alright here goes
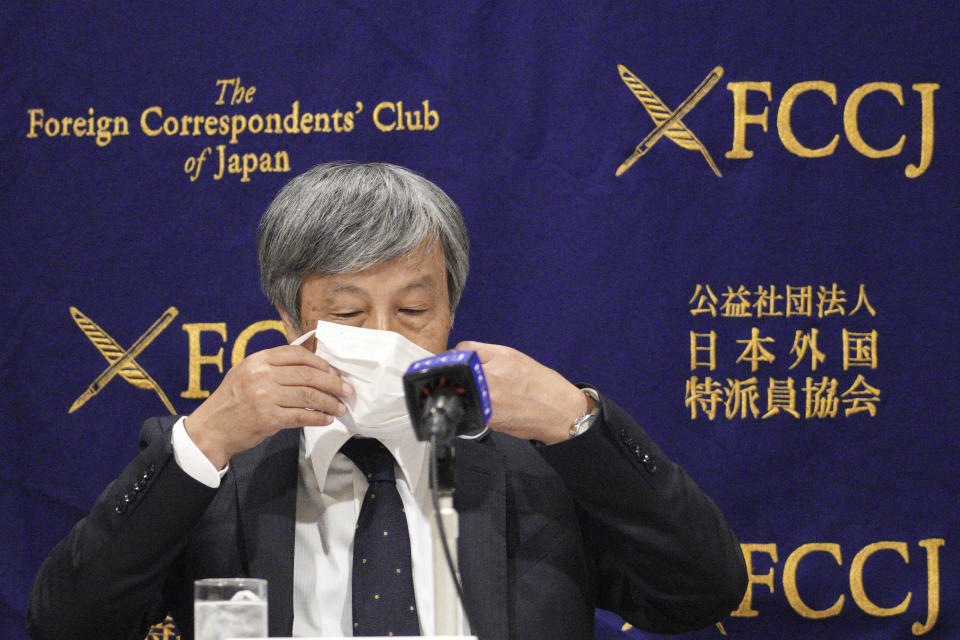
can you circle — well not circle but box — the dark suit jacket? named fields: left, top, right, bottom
left=28, top=392, right=746, bottom=640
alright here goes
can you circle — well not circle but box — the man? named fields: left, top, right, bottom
left=28, top=162, right=746, bottom=639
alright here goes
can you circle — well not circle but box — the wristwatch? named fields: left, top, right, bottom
left=569, top=387, right=601, bottom=438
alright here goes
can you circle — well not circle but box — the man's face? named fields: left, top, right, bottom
left=280, top=241, right=452, bottom=355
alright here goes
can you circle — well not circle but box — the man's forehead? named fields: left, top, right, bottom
left=326, top=275, right=439, bottom=296
left=304, top=242, right=447, bottom=295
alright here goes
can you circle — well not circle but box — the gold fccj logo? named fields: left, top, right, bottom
left=68, top=306, right=178, bottom=415
left=616, top=64, right=724, bottom=178
left=616, top=64, right=938, bottom=178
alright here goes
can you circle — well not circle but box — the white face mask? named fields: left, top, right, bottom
left=291, top=320, right=434, bottom=441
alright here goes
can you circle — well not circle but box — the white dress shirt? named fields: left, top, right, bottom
left=171, top=417, right=469, bottom=637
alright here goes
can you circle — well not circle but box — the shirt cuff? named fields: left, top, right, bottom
left=171, top=416, right=228, bottom=488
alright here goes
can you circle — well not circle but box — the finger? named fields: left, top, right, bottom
left=273, top=384, right=347, bottom=417
left=263, top=344, right=334, bottom=371
left=272, top=365, right=353, bottom=397
left=276, top=406, right=335, bottom=429
left=454, top=340, right=496, bottom=362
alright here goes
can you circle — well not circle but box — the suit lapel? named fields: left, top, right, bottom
left=455, top=437, right=509, bottom=639
left=232, top=427, right=300, bottom=637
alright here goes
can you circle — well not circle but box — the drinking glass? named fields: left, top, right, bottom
left=194, top=577, right=268, bottom=640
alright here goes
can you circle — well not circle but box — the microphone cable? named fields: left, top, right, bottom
left=429, top=430, right=477, bottom=635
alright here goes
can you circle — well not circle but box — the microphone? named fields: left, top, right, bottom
left=403, top=350, right=492, bottom=444
left=403, top=350, right=489, bottom=636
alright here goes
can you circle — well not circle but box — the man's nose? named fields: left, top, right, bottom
left=365, top=310, right=399, bottom=333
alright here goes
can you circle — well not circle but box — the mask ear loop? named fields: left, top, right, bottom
left=291, top=329, right=316, bottom=347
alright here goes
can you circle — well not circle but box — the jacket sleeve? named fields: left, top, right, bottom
left=27, top=416, right=219, bottom=640
left=537, top=390, right=748, bottom=633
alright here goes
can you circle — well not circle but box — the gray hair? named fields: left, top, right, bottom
left=257, top=162, right=470, bottom=332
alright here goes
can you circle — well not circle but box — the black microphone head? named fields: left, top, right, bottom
left=403, top=350, right=491, bottom=441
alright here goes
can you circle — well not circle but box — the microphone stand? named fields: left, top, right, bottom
left=429, top=438, right=461, bottom=636
left=423, top=393, right=471, bottom=636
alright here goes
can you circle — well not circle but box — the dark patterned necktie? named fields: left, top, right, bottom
left=340, top=437, right=421, bottom=637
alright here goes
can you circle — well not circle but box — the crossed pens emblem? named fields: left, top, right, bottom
left=69, top=306, right=178, bottom=414
left=616, top=64, right=724, bottom=177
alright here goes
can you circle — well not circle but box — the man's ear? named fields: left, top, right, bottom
left=275, top=306, right=299, bottom=344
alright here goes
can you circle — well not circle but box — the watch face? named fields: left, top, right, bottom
left=571, top=413, right=597, bottom=437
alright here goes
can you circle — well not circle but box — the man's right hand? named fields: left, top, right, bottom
left=184, top=344, right=353, bottom=469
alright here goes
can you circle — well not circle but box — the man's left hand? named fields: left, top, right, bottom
left=454, top=341, right=593, bottom=445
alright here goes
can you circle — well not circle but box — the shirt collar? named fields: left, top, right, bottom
left=302, top=420, right=428, bottom=493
